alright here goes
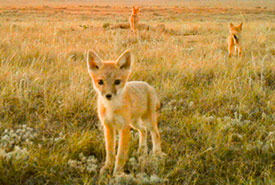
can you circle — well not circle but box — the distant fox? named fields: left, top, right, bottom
left=87, top=50, right=163, bottom=175
left=228, top=22, right=243, bottom=57
left=129, top=6, right=140, bottom=33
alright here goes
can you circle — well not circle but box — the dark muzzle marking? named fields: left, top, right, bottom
left=233, top=34, right=239, bottom=44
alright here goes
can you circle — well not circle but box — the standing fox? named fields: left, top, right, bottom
left=129, top=6, right=140, bottom=33
left=228, top=22, right=243, bottom=57
left=87, top=50, right=162, bottom=175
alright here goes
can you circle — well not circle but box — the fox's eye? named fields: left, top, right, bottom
left=114, top=79, right=121, bottom=85
left=98, top=80, right=104, bottom=85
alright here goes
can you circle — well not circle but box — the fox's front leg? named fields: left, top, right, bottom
left=131, top=21, right=137, bottom=33
left=100, top=124, right=116, bottom=174
left=113, top=126, right=131, bottom=175
left=130, top=22, right=134, bottom=32
left=228, top=41, right=234, bottom=58
left=133, top=24, right=136, bottom=33
left=131, top=24, right=135, bottom=33
left=238, top=45, right=242, bottom=57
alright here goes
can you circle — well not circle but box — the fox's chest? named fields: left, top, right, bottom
left=230, top=33, right=241, bottom=45
left=103, top=111, right=127, bottom=129
left=131, top=15, right=138, bottom=23
left=134, top=16, right=138, bottom=23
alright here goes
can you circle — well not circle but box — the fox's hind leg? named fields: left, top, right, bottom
left=143, top=114, right=162, bottom=154
left=149, top=122, right=162, bottom=154
left=238, top=45, right=242, bottom=57
left=138, top=127, right=148, bottom=155
left=131, top=119, right=148, bottom=155
left=228, top=42, right=234, bottom=58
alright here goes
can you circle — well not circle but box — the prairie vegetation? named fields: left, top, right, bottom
left=0, top=1, right=274, bottom=184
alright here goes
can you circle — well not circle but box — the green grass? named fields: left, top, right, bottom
left=0, top=1, right=274, bottom=184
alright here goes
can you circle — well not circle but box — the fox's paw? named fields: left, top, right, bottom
left=100, top=164, right=113, bottom=175
left=137, top=145, right=148, bottom=156
left=113, top=171, right=126, bottom=177
left=113, top=166, right=125, bottom=176
left=153, top=151, right=167, bottom=159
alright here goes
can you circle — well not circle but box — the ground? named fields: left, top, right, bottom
left=0, top=0, right=274, bottom=184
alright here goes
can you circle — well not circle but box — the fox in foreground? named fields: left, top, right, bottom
left=129, top=6, right=140, bottom=33
left=228, top=22, right=243, bottom=57
left=87, top=50, right=163, bottom=175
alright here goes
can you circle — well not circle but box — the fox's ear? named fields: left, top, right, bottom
left=238, top=22, right=243, bottom=30
left=87, top=50, right=102, bottom=71
left=229, top=23, right=234, bottom=28
left=116, top=50, right=132, bottom=70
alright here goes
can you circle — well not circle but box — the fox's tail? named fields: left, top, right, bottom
left=147, top=87, right=161, bottom=112
left=157, top=100, right=162, bottom=111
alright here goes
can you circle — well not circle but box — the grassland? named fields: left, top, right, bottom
left=0, top=1, right=274, bottom=184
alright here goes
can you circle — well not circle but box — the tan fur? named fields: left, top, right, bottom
left=87, top=50, right=162, bottom=175
left=129, top=6, right=140, bottom=33
left=228, top=22, right=243, bottom=57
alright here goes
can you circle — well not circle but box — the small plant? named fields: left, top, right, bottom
left=0, top=146, right=29, bottom=161
left=0, top=125, right=37, bottom=150
left=102, top=23, right=110, bottom=29
left=68, top=152, right=98, bottom=174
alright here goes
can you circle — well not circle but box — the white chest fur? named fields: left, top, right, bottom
left=99, top=96, right=127, bottom=129
left=104, top=111, right=126, bottom=129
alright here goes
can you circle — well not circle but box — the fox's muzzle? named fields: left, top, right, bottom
left=105, top=94, right=112, bottom=100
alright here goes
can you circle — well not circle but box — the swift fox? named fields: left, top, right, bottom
left=228, top=22, right=243, bottom=57
left=87, top=50, right=162, bottom=175
left=129, top=6, right=140, bottom=33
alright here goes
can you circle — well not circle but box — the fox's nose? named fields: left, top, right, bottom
left=105, top=94, right=112, bottom=100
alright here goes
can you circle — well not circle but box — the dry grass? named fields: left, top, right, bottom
left=0, top=1, right=274, bottom=184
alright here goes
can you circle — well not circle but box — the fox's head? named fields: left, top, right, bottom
left=87, top=50, right=132, bottom=101
left=132, top=6, right=140, bottom=15
left=229, top=22, right=243, bottom=35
